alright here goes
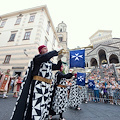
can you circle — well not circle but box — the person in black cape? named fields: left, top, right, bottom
left=49, top=65, right=73, bottom=120
left=10, top=45, right=62, bottom=120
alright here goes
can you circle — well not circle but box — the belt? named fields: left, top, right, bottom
left=33, top=76, right=52, bottom=84
left=57, top=84, right=67, bottom=88
left=78, top=86, right=82, bottom=89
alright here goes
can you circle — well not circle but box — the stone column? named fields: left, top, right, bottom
left=88, top=61, right=91, bottom=67
left=107, top=54, right=110, bottom=65
left=97, top=58, right=100, bottom=67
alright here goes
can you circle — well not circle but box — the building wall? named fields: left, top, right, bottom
left=90, top=30, right=112, bottom=45
left=0, top=10, right=43, bottom=46
left=0, top=6, right=60, bottom=77
left=0, top=44, right=38, bottom=77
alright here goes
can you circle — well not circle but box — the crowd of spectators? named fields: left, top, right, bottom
left=86, top=64, right=120, bottom=105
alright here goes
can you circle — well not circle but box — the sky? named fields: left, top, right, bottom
left=1, top=0, right=120, bottom=49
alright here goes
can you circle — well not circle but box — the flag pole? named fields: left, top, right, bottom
left=59, top=45, right=93, bottom=55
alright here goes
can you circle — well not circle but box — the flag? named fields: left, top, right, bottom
left=88, top=80, right=95, bottom=89
left=76, top=72, right=86, bottom=86
left=69, top=49, right=85, bottom=68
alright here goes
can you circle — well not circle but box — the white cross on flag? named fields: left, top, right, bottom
left=88, top=80, right=95, bottom=89
left=70, top=49, right=85, bottom=68
left=77, top=72, right=86, bottom=86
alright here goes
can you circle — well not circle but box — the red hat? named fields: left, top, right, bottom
left=74, top=73, right=77, bottom=78
left=38, top=45, right=47, bottom=54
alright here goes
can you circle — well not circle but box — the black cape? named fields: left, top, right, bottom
left=11, top=50, right=62, bottom=120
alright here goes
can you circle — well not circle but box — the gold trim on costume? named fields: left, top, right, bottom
left=57, top=84, right=67, bottom=88
left=33, top=76, right=52, bottom=84
left=78, top=86, right=82, bottom=89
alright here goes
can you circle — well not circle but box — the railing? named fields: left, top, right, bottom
left=85, top=88, right=120, bottom=105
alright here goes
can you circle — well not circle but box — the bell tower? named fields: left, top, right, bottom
left=56, top=21, right=67, bottom=50
left=56, top=21, right=68, bottom=72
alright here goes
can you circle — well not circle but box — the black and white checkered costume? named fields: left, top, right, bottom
left=10, top=50, right=62, bottom=120
left=50, top=72, right=73, bottom=116
left=69, top=78, right=84, bottom=108
left=32, top=61, right=53, bottom=120
left=52, top=78, right=68, bottom=114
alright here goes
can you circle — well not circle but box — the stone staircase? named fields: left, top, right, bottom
left=87, top=64, right=118, bottom=81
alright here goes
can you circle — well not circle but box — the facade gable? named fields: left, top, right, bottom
left=87, top=44, right=119, bottom=56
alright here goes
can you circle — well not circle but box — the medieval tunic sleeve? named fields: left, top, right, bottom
left=52, top=60, right=62, bottom=70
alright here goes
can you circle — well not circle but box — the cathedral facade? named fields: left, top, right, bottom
left=85, top=30, right=120, bottom=67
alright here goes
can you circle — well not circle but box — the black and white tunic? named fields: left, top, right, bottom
left=50, top=72, right=73, bottom=115
left=11, top=50, right=62, bottom=120
left=69, top=78, right=84, bottom=108
left=52, top=78, right=68, bottom=114
left=32, top=61, right=53, bottom=120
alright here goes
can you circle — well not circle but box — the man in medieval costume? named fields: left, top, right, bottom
left=68, top=74, right=84, bottom=110
left=49, top=65, right=73, bottom=120
left=13, top=76, right=22, bottom=98
left=10, top=45, right=62, bottom=120
left=0, top=69, right=11, bottom=98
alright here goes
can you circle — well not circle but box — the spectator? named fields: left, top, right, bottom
left=13, top=76, right=22, bottom=98
left=94, top=81, right=100, bottom=103
left=110, top=84, right=115, bottom=105
left=102, top=83, right=108, bottom=103
left=106, top=82, right=112, bottom=104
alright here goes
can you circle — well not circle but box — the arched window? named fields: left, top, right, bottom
left=58, top=34, right=63, bottom=42
left=98, top=49, right=107, bottom=65
left=90, top=58, right=98, bottom=66
left=60, top=29, right=62, bottom=32
left=109, top=54, right=119, bottom=64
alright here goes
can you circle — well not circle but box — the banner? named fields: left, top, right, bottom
left=76, top=72, right=86, bottom=86
left=70, top=49, right=85, bottom=68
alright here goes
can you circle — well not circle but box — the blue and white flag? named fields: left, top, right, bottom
left=88, top=80, right=95, bottom=89
left=76, top=72, right=86, bottom=86
left=69, top=49, right=85, bottom=68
